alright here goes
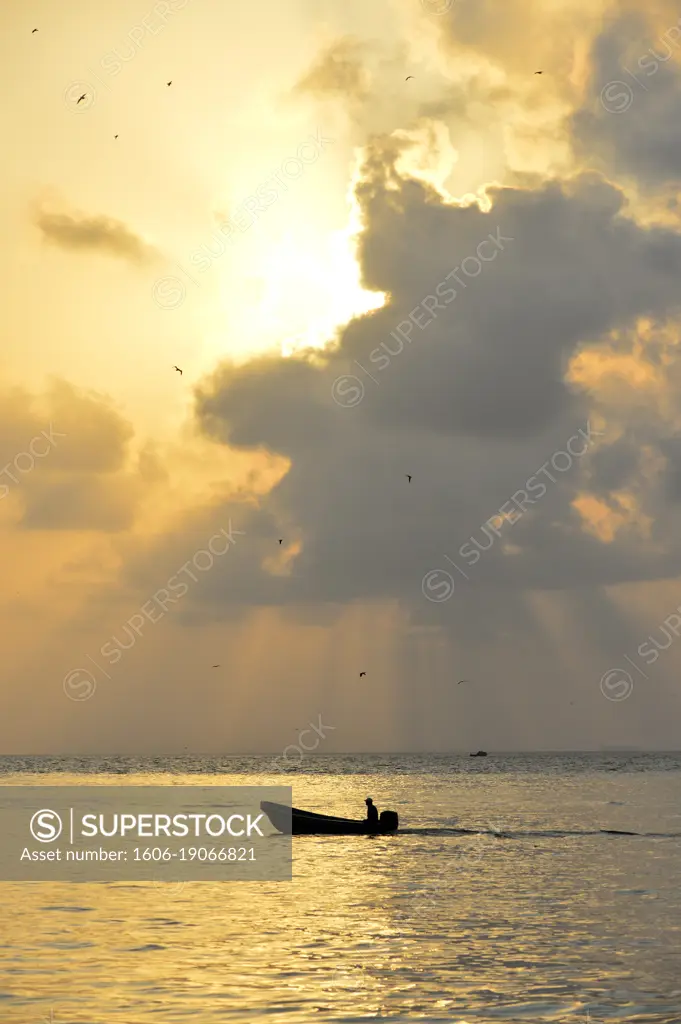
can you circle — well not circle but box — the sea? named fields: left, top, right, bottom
left=1, top=752, right=680, bottom=1024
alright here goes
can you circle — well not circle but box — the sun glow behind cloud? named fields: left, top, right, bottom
left=257, top=228, right=383, bottom=358
left=200, top=143, right=387, bottom=366
left=261, top=155, right=387, bottom=359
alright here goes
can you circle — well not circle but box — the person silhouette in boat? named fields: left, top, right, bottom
left=365, top=797, right=379, bottom=826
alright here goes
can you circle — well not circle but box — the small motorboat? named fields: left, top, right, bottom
left=469, top=750, right=488, bottom=757
left=260, top=800, right=399, bottom=835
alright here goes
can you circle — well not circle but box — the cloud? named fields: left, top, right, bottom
left=199, top=147, right=681, bottom=445
left=293, top=36, right=372, bottom=104
left=196, top=355, right=333, bottom=454
left=0, top=379, right=134, bottom=475
left=33, top=206, right=160, bottom=265
left=0, top=379, right=146, bottom=531
left=20, top=474, right=142, bottom=532
left=429, top=0, right=604, bottom=82
left=88, top=137, right=681, bottom=625
left=572, top=11, right=681, bottom=189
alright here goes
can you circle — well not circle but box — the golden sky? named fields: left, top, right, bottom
left=4, top=0, right=681, bottom=754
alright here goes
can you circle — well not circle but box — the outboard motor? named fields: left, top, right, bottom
left=380, top=810, right=399, bottom=832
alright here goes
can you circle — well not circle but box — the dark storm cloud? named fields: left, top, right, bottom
left=587, top=435, right=641, bottom=494
left=572, top=11, right=681, bottom=188
left=98, top=137, right=681, bottom=617
left=196, top=356, right=333, bottom=454
left=34, top=208, right=160, bottom=265
left=200, top=142, right=681, bottom=444
left=658, top=435, right=681, bottom=501
left=348, top=166, right=681, bottom=438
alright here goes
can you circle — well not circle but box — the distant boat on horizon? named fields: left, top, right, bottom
left=469, top=750, right=488, bottom=757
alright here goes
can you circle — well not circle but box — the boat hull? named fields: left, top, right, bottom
left=260, top=801, right=398, bottom=835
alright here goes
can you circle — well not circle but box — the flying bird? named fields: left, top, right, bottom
left=114, top=134, right=118, bottom=139
left=77, top=93, right=87, bottom=104
left=406, top=474, right=412, bottom=482
left=457, top=679, right=468, bottom=685
left=534, top=71, right=543, bottom=75
left=359, top=671, right=366, bottom=677
left=212, top=665, right=220, bottom=668
left=167, top=81, right=172, bottom=86
left=278, top=539, right=283, bottom=545
left=405, top=75, right=414, bottom=81
left=173, top=365, right=183, bottom=374
left=32, top=28, right=38, bottom=33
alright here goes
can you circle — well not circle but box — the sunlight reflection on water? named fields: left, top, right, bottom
left=1, top=755, right=680, bottom=1022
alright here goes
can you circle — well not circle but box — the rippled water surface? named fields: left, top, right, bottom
left=1, top=752, right=680, bottom=1023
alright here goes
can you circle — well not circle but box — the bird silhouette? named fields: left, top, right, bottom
left=32, top=28, right=38, bottom=33
left=278, top=539, right=283, bottom=545
left=534, top=71, right=543, bottom=75
left=405, top=75, right=414, bottom=81
left=167, top=81, right=172, bottom=86
left=114, top=134, right=118, bottom=139
left=457, top=679, right=468, bottom=685
left=406, top=474, right=412, bottom=482
left=359, top=671, right=366, bottom=677
left=173, top=366, right=183, bottom=375
left=212, top=665, right=220, bottom=668
left=77, top=93, right=86, bottom=104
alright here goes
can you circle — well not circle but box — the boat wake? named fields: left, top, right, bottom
left=397, top=827, right=681, bottom=838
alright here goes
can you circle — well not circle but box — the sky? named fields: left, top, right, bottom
left=4, top=0, right=681, bottom=754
